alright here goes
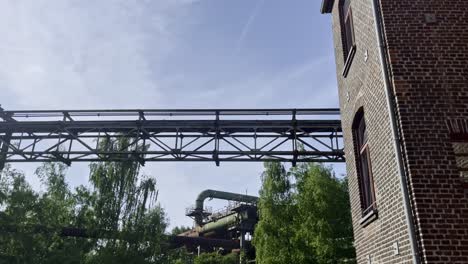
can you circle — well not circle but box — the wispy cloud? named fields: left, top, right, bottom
left=233, top=0, right=265, bottom=54
left=0, top=0, right=194, bottom=109
left=0, top=0, right=200, bottom=228
left=0, top=0, right=340, bottom=229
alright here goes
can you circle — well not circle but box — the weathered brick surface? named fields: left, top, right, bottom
left=326, top=0, right=468, bottom=263
left=329, top=1, right=413, bottom=262
left=379, top=0, right=468, bottom=263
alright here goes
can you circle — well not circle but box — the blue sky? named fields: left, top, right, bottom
left=0, top=0, right=340, bottom=228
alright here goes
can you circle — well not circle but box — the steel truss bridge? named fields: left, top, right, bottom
left=0, top=108, right=344, bottom=169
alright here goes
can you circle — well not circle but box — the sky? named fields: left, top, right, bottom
left=0, top=0, right=341, bottom=228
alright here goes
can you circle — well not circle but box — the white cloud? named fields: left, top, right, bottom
left=0, top=0, right=202, bottom=228
left=0, top=0, right=194, bottom=109
left=0, top=0, right=341, bottom=229
left=157, top=55, right=339, bottom=108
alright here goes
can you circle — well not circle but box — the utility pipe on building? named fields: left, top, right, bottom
left=370, top=0, right=420, bottom=263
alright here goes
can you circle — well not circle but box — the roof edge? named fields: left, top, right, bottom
left=320, top=0, right=335, bottom=14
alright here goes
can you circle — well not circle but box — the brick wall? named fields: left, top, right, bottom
left=329, top=0, right=413, bottom=262
left=327, top=0, right=468, bottom=263
left=380, top=0, right=468, bottom=263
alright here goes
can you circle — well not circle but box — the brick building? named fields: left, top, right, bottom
left=321, top=0, right=468, bottom=263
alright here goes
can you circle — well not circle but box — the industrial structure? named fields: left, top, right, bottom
left=321, top=0, right=468, bottom=263
left=0, top=107, right=343, bottom=261
left=2, top=1, right=466, bottom=263
left=0, top=189, right=260, bottom=257
left=180, top=190, right=258, bottom=259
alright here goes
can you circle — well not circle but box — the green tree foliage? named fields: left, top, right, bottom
left=86, top=137, right=168, bottom=263
left=253, top=162, right=302, bottom=264
left=0, top=137, right=171, bottom=264
left=0, top=164, right=93, bottom=263
left=253, top=162, right=356, bottom=264
left=165, top=226, right=195, bottom=263
left=171, top=225, right=192, bottom=235
left=194, top=252, right=238, bottom=264
left=166, top=247, right=194, bottom=264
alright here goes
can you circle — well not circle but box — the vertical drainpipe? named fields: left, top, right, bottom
left=370, top=0, right=420, bottom=263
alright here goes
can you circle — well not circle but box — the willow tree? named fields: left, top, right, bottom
left=86, top=137, right=168, bottom=263
left=0, top=136, right=170, bottom=263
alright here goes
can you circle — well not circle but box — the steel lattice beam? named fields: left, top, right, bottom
left=0, top=108, right=344, bottom=167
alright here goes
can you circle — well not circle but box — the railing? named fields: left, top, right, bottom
left=0, top=108, right=344, bottom=169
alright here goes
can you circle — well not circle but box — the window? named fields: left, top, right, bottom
left=450, top=135, right=468, bottom=187
left=340, top=0, right=356, bottom=76
left=447, top=119, right=468, bottom=188
left=353, top=110, right=377, bottom=218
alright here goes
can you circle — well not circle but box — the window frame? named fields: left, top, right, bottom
left=450, top=133, right=468, bottom=189
left=339, top=0, right=356, bottom=77
left=353, top=110, right=378, bottom=226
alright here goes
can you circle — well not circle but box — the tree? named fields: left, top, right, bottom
left=171, top=225, right=192, bottom=236
left=35, top=162, right=94, bottom=263
left=0, top=165, right=42, bottom=263
left=0, top=136, right=171, bottom=264
left=84, top=137, right=168, bottom=263
left=252, top=162, right=302, bottom=264
left=293, top=163, right=355, bottom=263
left=253, top=162, right=355, bottom=264
left=194, top=252, right=238, bottom=264
left=166, top=247, right=194, bottom=264
left=0, top=163, right=93, bottom=264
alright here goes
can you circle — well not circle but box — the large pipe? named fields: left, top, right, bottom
left=197, top=213, right=238, bottom=235
left=0, top=222, right=239, bottom=250
left=370, top=0, right=419, bottom=262
left=194, top=189, right=258, bottom=225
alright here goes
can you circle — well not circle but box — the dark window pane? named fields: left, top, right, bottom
left=341, top=0, right=355, bottom=60
left=344, top=12, right=355, bottom=55
left=354, top=112, right=376, bottom=216
left=451, top=140, right=468, bottom=185
left=360, top=149, right=373, bottom=209
left=358, top=114, right=367, bottom=148
left=343, top=0, right=351, bottom=14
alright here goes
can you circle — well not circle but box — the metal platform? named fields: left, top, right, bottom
left=0, top=108, right=344, bottom=169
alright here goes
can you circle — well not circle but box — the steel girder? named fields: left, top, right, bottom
left=0, top=108, right=344, bottom=167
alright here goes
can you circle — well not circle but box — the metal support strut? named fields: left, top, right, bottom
left=0, top=108, right=345, bottom=166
